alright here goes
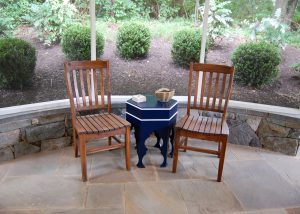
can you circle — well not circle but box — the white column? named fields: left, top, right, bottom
left=197, top=0, right=210, bottom=100
left=90, top=0, right=96, bottom=60
left=90, top=0, right=96, bottom=101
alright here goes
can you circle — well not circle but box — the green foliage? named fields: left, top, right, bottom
left=96, top=19, right=192, bottom=43
left=0, top=0, right=32, bottom=26
left=250, top=9, right=288, bottom=48
left=94, top=0, right=196, bottom=20
left=0, top=0, right=33, bottom=37
left=291, top=61, right=300, bottom=72
left=147, top=19, right=193, bottom=41
left=61, top=25, right=104, bottom=61
left=0, top=16, right=14, bottom=38
left=285, top=28, right=300, bottom=48
left=116, top=22, right=151, bottom=59
left=231, top=42, right=281, bottom=87
left=110, top=0, right=139, bottom=21
left=95, top=0, right=142, bottom=21
left=0, top=38, right=36, bottom=89
left=198, top=0, right=233, bottom=43
left=25, top=0, right=77, bottom=46
left=229, top=0, right=273, bottom=22
left=145, top=0, right=196, bottom=19
left=291, top=6, right=300, bottom=30
left=171, top=29, right=202, bottom=67
left=157, top=0, right=180, bottom=19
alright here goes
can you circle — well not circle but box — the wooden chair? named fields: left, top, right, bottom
left=64, top=60, right=131, bottom=182
left=172, top=63, right=234, bottom=182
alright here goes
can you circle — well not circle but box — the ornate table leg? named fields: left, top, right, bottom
left=136, top=127, right=150, bottom=168
left=156, top=126, right=172, bottom=167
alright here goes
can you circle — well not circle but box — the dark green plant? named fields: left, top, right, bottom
left=0, top=38, right=36, bottom=89
left=116, top=22, right=151, bottom=59
left=61, top=25, right=104, bottom=61
left=231, top=42, right=281, bottom=87
left=171, top=29, right=203, bottom=67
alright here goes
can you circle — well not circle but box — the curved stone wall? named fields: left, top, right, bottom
left=0, top=96, right=299, bottom=162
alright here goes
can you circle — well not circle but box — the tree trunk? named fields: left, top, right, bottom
left=286, top=0, right=299, bottom=25
left=275, top=0, right=299, bottom=26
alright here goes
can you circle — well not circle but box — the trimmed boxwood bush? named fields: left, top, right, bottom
left=62, top=25, right=104, bottom=60
left=231, top=42, right=281, bottom=87
left=0, top=38, right=36, bottom=89
left=116, top=23, right=151, bottom=59
left=171, top=29, right=203, bottom=67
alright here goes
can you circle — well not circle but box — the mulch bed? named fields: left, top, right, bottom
left=0, top=28, right=299, bottom=108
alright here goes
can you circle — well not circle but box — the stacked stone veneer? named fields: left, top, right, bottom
left=0, top=113, right=71, bottom=162
left=226, top=110, right=300, bottom=156
left=0, top=104, right=299, bottom=162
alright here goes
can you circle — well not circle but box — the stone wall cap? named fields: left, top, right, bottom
left=0, top=96, right=299, bottom=122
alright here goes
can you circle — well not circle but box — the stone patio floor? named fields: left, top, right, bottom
left=0, top=138, right=300, bottom=214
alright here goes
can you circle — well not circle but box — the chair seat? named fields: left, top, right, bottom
left=176, top=115, right=229, bottom=135
left=75, top=113, right=131, bottom=134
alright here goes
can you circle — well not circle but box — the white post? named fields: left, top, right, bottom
left=197, top=0, right=210, bottom=101
left=90, top=0, right=96, bottom=60
left=90, top=0, right=96, bottom=102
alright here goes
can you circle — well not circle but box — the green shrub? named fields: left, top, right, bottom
left=0, top=38, right=36, bottom=89
left=61, top=25, right=104, bottom=61
left=231, top=42, right=281, bottom=87
left=171, top=29, right=202, bottom=67
left=116, top=22, right=151, bottom=59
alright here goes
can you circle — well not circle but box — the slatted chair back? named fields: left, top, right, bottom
left=64, top=60, right=111, bottom=119
left=187, top=63, right=234, bottom=123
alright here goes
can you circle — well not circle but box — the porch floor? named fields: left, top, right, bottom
left=0, top=138, right=300, bottom=214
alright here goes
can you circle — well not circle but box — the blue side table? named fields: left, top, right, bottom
left=126, top=95, right=178, bottom=168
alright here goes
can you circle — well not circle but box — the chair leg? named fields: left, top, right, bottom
left=125, top=127, right=131, bottom=170
left=183, top=137, right=188, bottom=152
left=73, top=129, right=78, bottom=158
left=172, top=130, right=181, bottom=173
left=79, top=135, right=87, bottom=182
left=218, top=142, right=221, bottom=158
left=217, top=138, right=227, bottom=182
left=108, top=136, right=112, bottom=145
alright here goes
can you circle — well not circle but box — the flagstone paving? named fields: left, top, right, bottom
left=0, top=138, right=299, bottom=214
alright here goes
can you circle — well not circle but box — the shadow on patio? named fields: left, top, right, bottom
left=0, top=138, right=300, bottom=214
